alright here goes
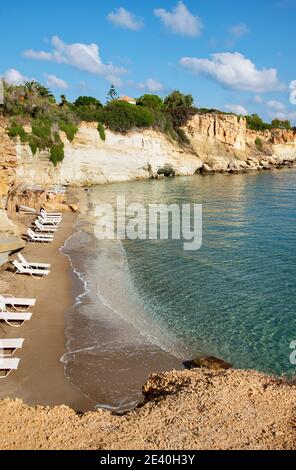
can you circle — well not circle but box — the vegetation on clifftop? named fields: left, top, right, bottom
left=2, top=80, right=295, bottom=166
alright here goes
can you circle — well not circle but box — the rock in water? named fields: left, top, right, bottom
left=183, top=356, right=232, bottom=371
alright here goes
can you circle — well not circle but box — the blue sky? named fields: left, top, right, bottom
left=1, top=0, right=296, bottom=122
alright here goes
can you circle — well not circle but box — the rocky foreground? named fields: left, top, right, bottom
left=0, top=368, right=295, bottom=450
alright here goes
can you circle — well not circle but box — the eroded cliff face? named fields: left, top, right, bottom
left=0, top=120, right=17, bottom=201
left=14, top=123, right=202, bottom=187
left=185, top=113, right=246, bottom=150
left=0, top=114, right=296, bottom=192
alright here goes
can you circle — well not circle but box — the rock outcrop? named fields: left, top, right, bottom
left=0, top=209, right=25, bottom=263
left=0, top=368, right=295, bottom=450
left=6, top=185, right=76, bottom=213
left=185, top=113, right=246, bottom=150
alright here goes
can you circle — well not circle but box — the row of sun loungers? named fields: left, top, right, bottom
left=0, top=208, right=63, bottom=378
left=0, top=339, right=24, bottom=378
left=27, top=210, right=62, bottom=244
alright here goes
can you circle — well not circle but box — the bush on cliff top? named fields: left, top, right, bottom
left=97, top=101, right=155, bottom=132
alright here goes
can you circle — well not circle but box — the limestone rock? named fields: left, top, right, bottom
left=0, top=209, right=19, bottom=238
left=0, top=253, right=8, bottom=267
left=185, top=113, right=246, bottom=150
left=7, top=186, right=70, bottom=213
left=184, top=356, right=233, bottom=371
left=157, top=165, right=175, bottom=177
left=228, top=160, right=242, bottom=173
left=0, top=236, right=26, bottom=255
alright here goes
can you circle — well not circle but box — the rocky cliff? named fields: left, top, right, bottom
left=1, top=113, right=296, bottom=192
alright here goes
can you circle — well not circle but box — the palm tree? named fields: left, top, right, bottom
left=60, top=94, right=67, bottom=107
left=23, top=81, right=54, bottom=100
left=35, top=83, right=54, bottom=100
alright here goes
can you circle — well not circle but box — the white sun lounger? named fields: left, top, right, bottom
left=19, top=205, right=37, bottom=215
left=0, top=294, right=36, bottom=310
left=38, top=215, right=61, bottom=226
left=17, top=253, right=51, bottom=270
left=0, top=358, right=20, bottom=378
left=41, top=208, right=62, bottom=217
left=35, top=220, right=58, bottom=233
left=40, top=209, right=62, bottom=219
left=12, top=260, right=50, bottom=278
left=0, top=338, right=24, bottom=357
left=0, top=311, right=32, bottom=327
left=27, top=229, right=54, bottom=243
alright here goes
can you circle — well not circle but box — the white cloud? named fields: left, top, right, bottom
left=23, top=36, right=128, bottom=84
left=107, top=7, right=143, bottom=31
left=254, top=95, right=263, bottom=103
left=229, top=23, right=250, bottom=37
left=25, top=50, right=53, bottom=61
left=154, top=1, right=203, bottom=37
left=268, top=110, right=296, bottom=121
left=180, top=52, right=285, bottom=92
left=266, top=100, right=286, bottom=111
left=130, top=78, right=164, bottom=92
left=44, top=73, right=68, bottom=89
left=3, top=68, right=29, bottom=85
left=145, top=78, right=164, bottom=92
left=225, top=104, right=248, bottom=115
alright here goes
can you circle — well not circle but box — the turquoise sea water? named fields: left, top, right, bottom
left=121, top=171, right=296, bottom=375
left=63, top=170, right=296, bottom=410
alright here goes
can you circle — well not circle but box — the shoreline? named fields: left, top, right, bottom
left=0, top=199, right=182, bottom=412
left=60, top=190, right=183, bottom=412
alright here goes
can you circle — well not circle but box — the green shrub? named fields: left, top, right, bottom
left=74, top=105, right=104, bottom=122
left=255, top=137, right=263, bottom=149
left=98, top=122, right=106, bottom=141
left=246, top=114, right=271, bottom=131
left=74, top=96, right=102, bottom=108
left=59, top=122, right=78, bottom=142
left=28, top=136, right=38, bottom=155
left=136, top=94, right=164, bottom=110
left=271, top=119, right=291, bottom=130
left=97, top=101, right=154, bottom=132
left=164, top=90, right=194, bottom=109
left=166, top=106, right=197, bottom=128
left=175, top=127, right=190, bottom=145
left=31, top=118, right=52, bottom=149
left=50, top=134, right=65, bottom=166
left=7, top=121, right=27, bottom=143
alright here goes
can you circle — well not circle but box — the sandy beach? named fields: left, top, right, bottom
left=0, top=201, right=181, bottom=412
left=0, top=211, right=95, bottom=411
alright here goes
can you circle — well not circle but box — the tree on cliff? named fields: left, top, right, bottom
left=136, top=94, right=164, bottom=110
left=74, top=96, right=102, bottom=108
left=245, top=114, right=270, bottom=131
left=107, top=84, right=118, bottom=103
left=271, top=119, right=291, bottom=130
left=23, top=81, right=55, bottom=101
left=164, top=90, right=194, bottom=109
